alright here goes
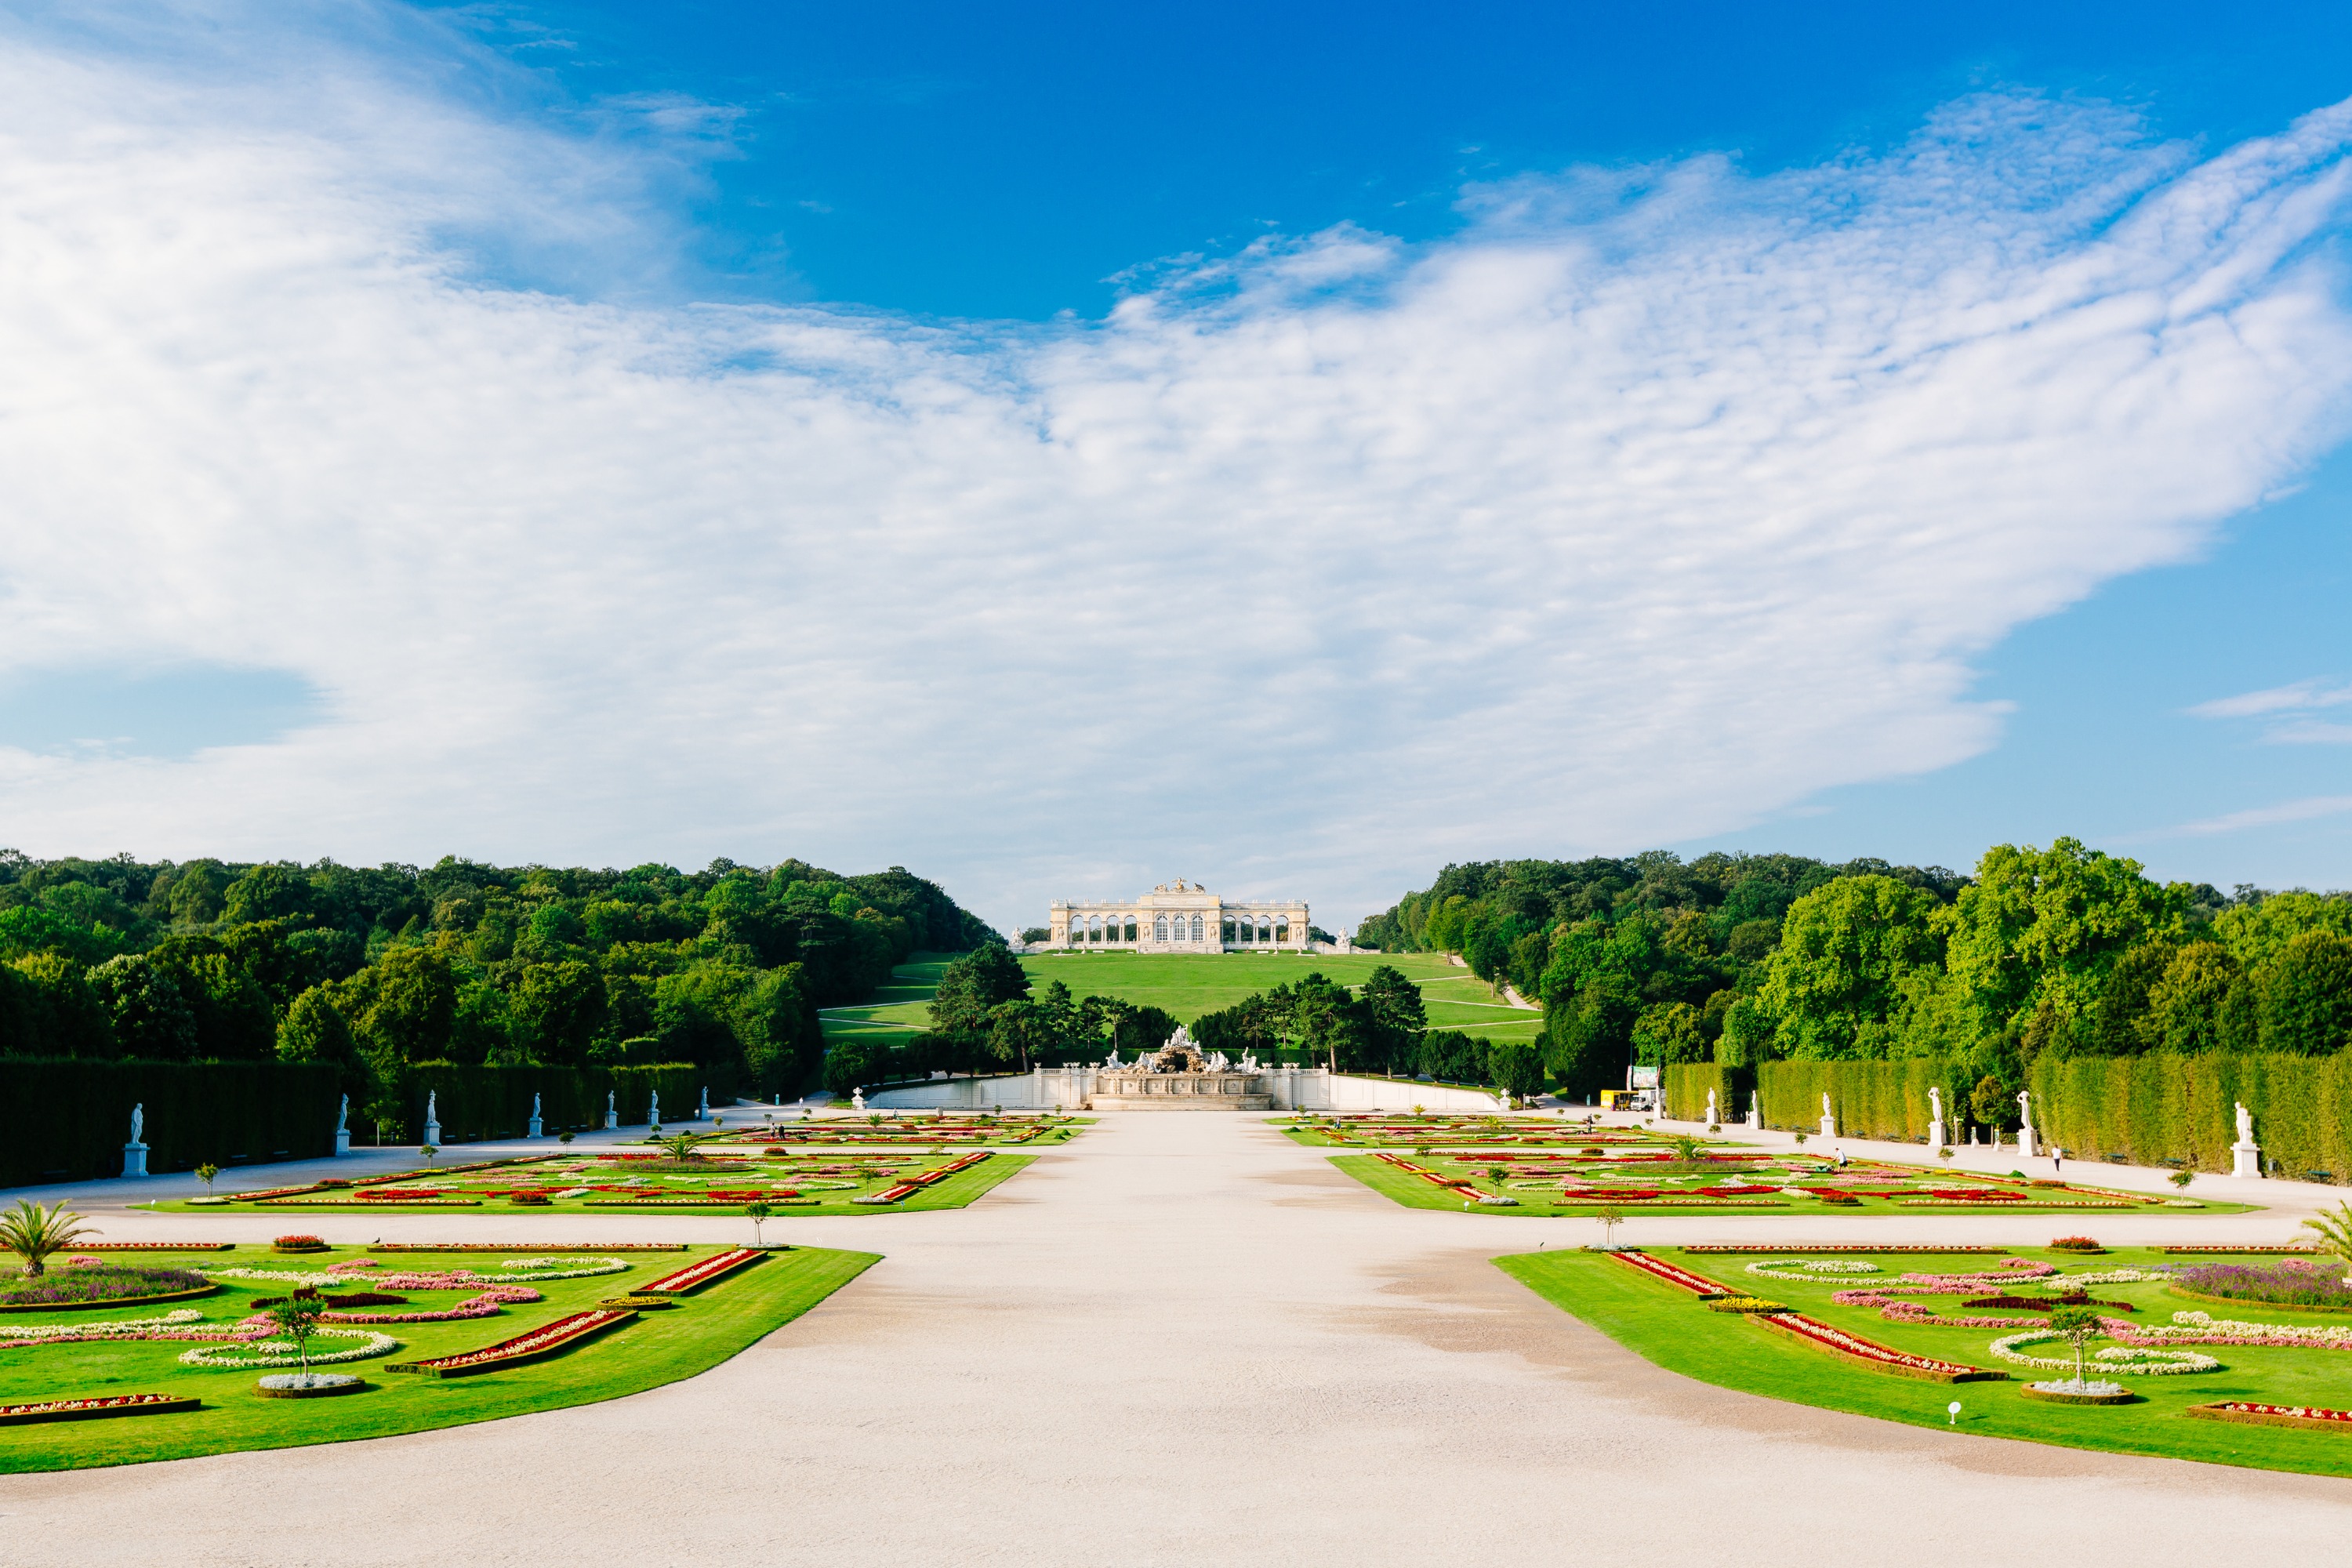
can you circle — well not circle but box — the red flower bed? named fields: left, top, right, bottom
left=0, top=1392, right=201, bottom=1426
left=854, top=1182, right=924, bottom=1204
left=1754, top=1312, right=2004, bottom=1382
left=1684, top=1245, right=1999, bottom=1254
left=53, top=1242, right=232, bottom=1252
left=1607, top=1251, right=1733, bottom=1296
left=637, top=1248, right=768, bottom=1295
left=1691, top=1185, right=1779, bottom=1196
left=2188, top=1401, right=2352, bottom=1431
left=386, top=1308, right=636, bottom=1377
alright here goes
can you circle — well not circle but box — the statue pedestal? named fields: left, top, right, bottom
left=334, top=1129, right=350, bottom=1156
left=2233, top=1142, right=2263, bottom=1178
left=528, top=1114, right=543, bottom=1138
left=422, top=1119, right=441, bottom=1148
left=603, top=1109, right=618, bottom=1130
left=1818, top=1115, right=1836, bottom=1140
left=1745, top=1109, right=1762, bottom=1131
left=1928, top=1119, right=1945, bottom=1152
left=2019, top=1126, right=2038, bottom=1158
left=122, top=1142, right=148, bottom=1179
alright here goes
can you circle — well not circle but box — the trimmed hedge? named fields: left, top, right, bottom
left=1757, top=1058, right=1969, bottom=1143
left=2029, top=1052, right=2352, bottom=1178
left=1662, top=1063, right=1749, bottom=1123
left=0, top=1059, right=339, bottom=1188
left=389, top=1063, right=717, bottom=1145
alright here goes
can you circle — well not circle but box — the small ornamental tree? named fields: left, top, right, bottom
left=419, top=1145, right=438, bottom=1166
left=2169, top=1169, right=2196, bottom=1192
left=746, top=1202, right=771, bottom=1247
left=1594, top=1206, right=1625, bottom=1250
left=0, top=1200, right=94, bottom=1278
left=194, top=1162, right=221, bottom=1198
left=267, top=1292, right=325, bottom=1377
left=2046, top=1304, right=2103, bottom=1388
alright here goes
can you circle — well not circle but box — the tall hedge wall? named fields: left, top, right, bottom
left=1663, top=1063, right=1750, bottom=1123
left=387, top=1062, right=714, bottom=1145
left=2030, top=1053, right=2352, bottom=1178
left=0, top=1059, right=340, bottom=1189
left=1758, top=1058, right=1969, bottom=1143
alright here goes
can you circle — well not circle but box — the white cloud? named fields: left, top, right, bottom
left=2164, top=797, right=2352, bottom=837
left=1, top=7, right=2351, bottom=928
left=2187, top=679, right=2352, bottom=743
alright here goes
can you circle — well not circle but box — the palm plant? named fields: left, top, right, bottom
left=0, top=1200, right=94, bottom=1277
left=2300, top=1200, right=2352, bottom=1282
left=659, top=1133, right=702, bottom=1163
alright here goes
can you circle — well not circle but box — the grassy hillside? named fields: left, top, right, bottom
left=818, top=950, right=1541, bottom=1056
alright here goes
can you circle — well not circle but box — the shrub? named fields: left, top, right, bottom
left=2050, top=1236, right=2102, bottom=1251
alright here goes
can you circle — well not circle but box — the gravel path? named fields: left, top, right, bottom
left=5, top=1112, right=2350, bottom=1563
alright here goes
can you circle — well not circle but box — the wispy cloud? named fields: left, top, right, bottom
left=2162, top=797, right=2352, bottom=837
left=2187, top=679, right=2352, bottom=743
left=1, top=6, right=2351, bottom=924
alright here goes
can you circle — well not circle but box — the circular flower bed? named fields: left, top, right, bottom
left=1744, top=1260, right=1881, bottom=1280
left=255, top=1371, right=367, bottom=1399
left=270, top=1236, right=329, bottom=1254
left=2049, top=1236, right=2104, bottom=1254
left=1987, top=1329, right=2219, bottom=1375
left=0, top=1264, right=212, bottom=1310
left=2021, top=1379, right=2136, bottom=1405
left=176, top=1325, right=399, bottom=1370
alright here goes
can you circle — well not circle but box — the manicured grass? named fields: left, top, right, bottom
left=1328, top=1152, right=2254, bottom=1218
left=140, top=1152, right=1036, bottom=1218
left=1498, top=1244, right=2352, bottom=1475
left=0, top=1242, right=876, bottom=1472
left=821, top=951, right=1544, bottom=1055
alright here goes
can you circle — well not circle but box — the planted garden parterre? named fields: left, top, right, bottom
left=1501, top=1243, right=2352, bottom=1475
left=1323, top=1136, right=2250, bottom=1217
left=0, top=1240, right=874, bottom=1472
left=142, top=1144, right=1036, bottom=1216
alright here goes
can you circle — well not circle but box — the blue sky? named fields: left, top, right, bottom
left=2, top=1, right=2351, bottom=928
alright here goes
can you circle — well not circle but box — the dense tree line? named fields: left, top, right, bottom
left=0, top=851, right=993, bottom=1120
left=1358, top=840, right=2325, bottom=1112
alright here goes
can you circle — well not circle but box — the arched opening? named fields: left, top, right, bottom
left=1154, top=913, right=1169, bottom=942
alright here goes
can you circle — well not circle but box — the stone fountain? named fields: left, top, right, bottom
left=1091, top=1025, right=1271, bottom=1110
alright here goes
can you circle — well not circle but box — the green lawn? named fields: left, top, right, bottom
left=1499, top=1244, right=2352, bottom=1475
left=822, top=949, right=1543, bottom=1058
left=141, top=1151, right=1036, bottom=1218
left=1330, top=1151, right=2253, bottom=1218
left=0, top=1241, right=875, bottom=1472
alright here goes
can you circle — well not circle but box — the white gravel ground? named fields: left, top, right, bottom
left=4, top=1112, right=2350, bottom=1566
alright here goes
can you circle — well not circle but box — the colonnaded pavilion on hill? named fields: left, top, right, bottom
left=1048, top=879, right=1309, bottom=952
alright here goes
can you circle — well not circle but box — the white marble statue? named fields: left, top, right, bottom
left=336, top=1094, right=349, bottom=1133
left=2016, top=1089, right=2038, bottom=1157
left=1105, top=1048, right=1121, bottom=1069
left=129, top=1102, right=143, bottom=1145
left=532, top=1091, right=542, bottom=1120
left=2236, top=1101, right=2256, bottom=1146
left=1704, top=1088, right=1718, bottom=1125
left=1820, top=1091, right=1833, bottom=1120
left=425, top=1091, right=437, bottom=1124
left=607, top=1090, right=617, bottom=1115
left=2231, top=1100, right=2262, bottom=1178
left=648, top=1089, right=661, bottom=1127
left=1929, top=1086, right=1943, bottom=1123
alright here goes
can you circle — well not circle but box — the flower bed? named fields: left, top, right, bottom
left=0, top=1392, right=201, bottom=1426
left=0, top=1265, right=216, bottom=1312
left=177, top=1325, right=401, bottom=1370
left=1986, top=1328, right=2219, bottom=1375
left=1606, top=1251, right=1733, bottom=1297
left=1755, top=1312, right=2005, bottom=1381
left=372, top=1243, right=687, bottom=1253
left=2020, top=1381, right=2136, bottom=1406
left=42, top=1242, right=233, bottom=1252
left=1684, top=1245, right=1998, bottom=1254
left=2165, top=1246, right=2312, bottom=1255
left=636, top=1248, right=767, bottom=1295
left=270, top=1236, right=328, bottom=1254
left=383, top=1308, right=635, bottom=1377
left=1744, top=1259, right=1881, bottom=1280
left=1705, top=1296, right=1791, bottom=1313
left=2165, top=1260, right=2352, bottom=1311
left=2187, top=1400, right=2352, bottom=1432
left=853, top=1182, right=924, bottom=1204
left=254, top=1372, right=367, bottom=1399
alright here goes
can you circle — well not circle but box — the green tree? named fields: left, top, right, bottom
left=276, top=984, right=363, bottom=1087
left=2141, top=943, right=2244, bottom=1054
left=222, top=865, right=318, bottom=927
left=2045, top=1304, right=2103, bottom=1388
left=85, top=954, right=198, bottom=1060
left=1754, top=876, right=1944, bottom=1058
left=513, top=960, right=606, bottom=1065
left=1358, top=964, right=1426, bottom=1072
left=1630, top=1002, right=1706, bottom=1067
left=2259, top=931, right=2352, bottom=1055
